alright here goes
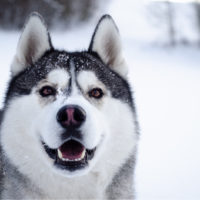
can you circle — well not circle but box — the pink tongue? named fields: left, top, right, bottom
left=59, top=140, right=84, bottom=160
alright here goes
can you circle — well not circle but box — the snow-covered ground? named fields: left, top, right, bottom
left=0, top=0, right=200, bottom=199
left=128, top=45, right=200, bottom=200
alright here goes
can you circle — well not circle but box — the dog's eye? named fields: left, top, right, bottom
left=89, top=88, right=104, bottom=99
left=39, top=86, right=56, bottom=97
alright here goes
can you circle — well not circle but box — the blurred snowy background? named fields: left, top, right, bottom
left=0, top=0, right=200, bottom=199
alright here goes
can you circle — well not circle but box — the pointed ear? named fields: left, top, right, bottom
left=11, top=12, right=52, bottom=76
left=88, top=15, right=128, bottom=78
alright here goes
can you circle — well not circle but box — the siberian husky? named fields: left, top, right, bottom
left=0, top=12, right=139, bottom=199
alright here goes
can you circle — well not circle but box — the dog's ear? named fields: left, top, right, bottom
left=11, top=12, right=52, bottom=76
left=89, top=15, right=128, bottom=78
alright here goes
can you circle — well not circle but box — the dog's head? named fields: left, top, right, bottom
left=1, top=13, right=137, bottom=178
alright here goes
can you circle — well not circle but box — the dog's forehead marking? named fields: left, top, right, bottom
left=47, top=68, right=69, bottom=88
left=70, top=60, right=79, bottom=95
left=77, top=71, right=104, bottom=91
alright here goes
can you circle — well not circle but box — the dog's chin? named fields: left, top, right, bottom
left=42, top=139, right=97, bottom=176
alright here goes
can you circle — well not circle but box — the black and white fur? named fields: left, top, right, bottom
left=0, top=13, right=139, bottom=199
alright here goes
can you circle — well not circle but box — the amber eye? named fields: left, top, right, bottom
left=39, top=86, right=56, bottom=97
left=89, top=88, right=104, bottom=99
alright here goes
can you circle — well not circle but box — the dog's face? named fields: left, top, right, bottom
left=1, top=13, right=137, bottom=178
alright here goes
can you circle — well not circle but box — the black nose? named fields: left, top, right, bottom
left=57, top=105, right=86, bottom=129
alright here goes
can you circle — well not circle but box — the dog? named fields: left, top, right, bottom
left=0, top=12, right=139, bottom=199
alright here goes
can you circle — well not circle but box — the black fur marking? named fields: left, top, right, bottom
left=106, top=154, right=136, bottom=199
left=0, top=110, right=3, bottom=124
left=5, top=50, right=70, bottom=103
left=71, top=52, right=135, bottom=110
left=5, top=50, right=135, bottom=112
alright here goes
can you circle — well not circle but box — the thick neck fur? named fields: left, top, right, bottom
left=1, top=154, right=135, bottom=199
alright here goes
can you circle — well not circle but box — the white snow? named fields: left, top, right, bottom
left=0, top=0, right=200, bottom=199
left=128, top=45, right=200, bottom=200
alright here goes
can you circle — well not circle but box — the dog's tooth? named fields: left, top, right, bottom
left=57, top=149, right=63, bottom=159
left=80, top=149, right=86, bottom=159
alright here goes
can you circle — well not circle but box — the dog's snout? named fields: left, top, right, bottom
left=57, top=105, right=86, bottom=128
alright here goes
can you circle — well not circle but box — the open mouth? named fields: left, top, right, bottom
left=42, top=140, right=96, bottom=171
